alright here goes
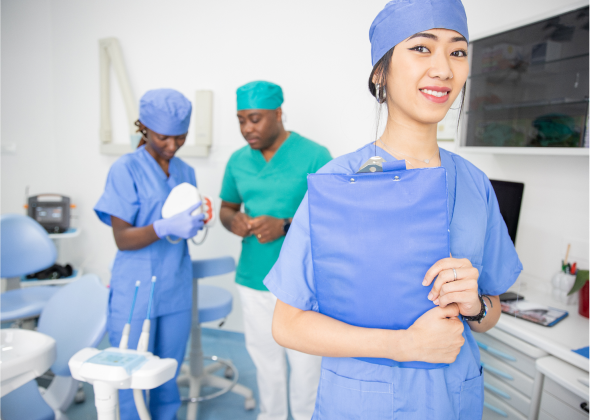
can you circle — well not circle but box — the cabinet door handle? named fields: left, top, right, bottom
left=477, top=341, right=517, bottom=362
left=481, top=362, right=514, bottom=381
left=581, top=402, right=589, bottom=413
left=484, top=402, right=508, bottom=417
left=484, top=382, right=511, bottom=399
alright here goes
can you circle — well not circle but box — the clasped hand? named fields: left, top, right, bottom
left=230, top=213, right=284, bottom=244
left=422, top=257, right=481, bottom=317
left=402, top=257, right=479, bottom=364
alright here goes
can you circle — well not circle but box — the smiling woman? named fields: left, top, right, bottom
left=369, top=29, right=469, bottom=152
left=263, top=1, right=523, bottom=419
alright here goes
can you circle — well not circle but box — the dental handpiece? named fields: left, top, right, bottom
left=119, top=280, right=140, bottom=349
left=137, top=276, right=156, bottom=352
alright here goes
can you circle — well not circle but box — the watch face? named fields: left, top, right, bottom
left=283, top=219, right=291, bottom=234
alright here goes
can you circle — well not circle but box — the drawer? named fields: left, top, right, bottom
left=481, top=351, right=535, bottom=397
left=483, top=391, right=527, bottom=420
left=538, top=409, right=559, bottom=420
left=484, top=328, right=548, bottom=359
left=544, top=378, right=589, bottom=418
left=474, top=330, right=546, bottom=378
left=484, top=370, right=531, bottom=416
left=540, top=391, right=589, bottom=420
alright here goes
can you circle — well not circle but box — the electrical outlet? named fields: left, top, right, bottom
left=1, top=142, right=17, bottom=155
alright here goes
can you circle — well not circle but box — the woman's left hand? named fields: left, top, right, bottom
left=422, top=257, right=481, bottom=317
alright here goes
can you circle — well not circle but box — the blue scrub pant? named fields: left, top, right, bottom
left=107, top=309, right=192, bottom=420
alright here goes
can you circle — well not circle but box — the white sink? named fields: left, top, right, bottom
left=0, top=328, right=56, bottom=397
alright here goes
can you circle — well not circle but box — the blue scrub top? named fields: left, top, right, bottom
left=264, top=143, right=523, bottom=420
left=95, top=145, right=197, bottom=320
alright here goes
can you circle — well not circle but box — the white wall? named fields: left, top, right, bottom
left=2, top=0, right=588, bottom=332
left=1, top=0, right=56, bottom=208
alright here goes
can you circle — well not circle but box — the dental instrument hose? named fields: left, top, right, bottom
left=119, top=281, right=140, bottom=350
left=134, top=276, right=156, bottom=420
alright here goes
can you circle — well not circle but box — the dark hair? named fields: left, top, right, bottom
left=367, top=47, right=467, bottom=138
left=134, top=119, right=148, bottom=149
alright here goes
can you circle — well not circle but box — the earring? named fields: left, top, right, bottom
left=376, top=84, right=386, bottom=103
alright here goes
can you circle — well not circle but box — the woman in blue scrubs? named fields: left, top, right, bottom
left=95, top=89, right=204, bottom=420
left=264, top=1, right=522, bottom=419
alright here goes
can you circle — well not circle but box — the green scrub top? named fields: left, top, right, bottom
left=220, top=131, right=332, bottom=291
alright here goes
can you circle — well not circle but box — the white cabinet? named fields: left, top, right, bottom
left=474, top=329, right=548, bottom=419
left=536, top=357, right=589, bottom=420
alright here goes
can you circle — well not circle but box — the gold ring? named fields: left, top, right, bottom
left=258, top=234, right=262, bottom=239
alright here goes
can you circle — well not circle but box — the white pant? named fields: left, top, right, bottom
left=237, top=284, right=321, bottom=420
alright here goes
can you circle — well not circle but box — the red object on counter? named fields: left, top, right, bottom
left=579, top=281, right=589, bottom=318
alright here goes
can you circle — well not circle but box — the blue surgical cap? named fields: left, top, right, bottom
left=237, top=81, right=284, bottom=111
left=139, top=88, right=192, bottom=136
left=369, top=0, right=469, bottom=66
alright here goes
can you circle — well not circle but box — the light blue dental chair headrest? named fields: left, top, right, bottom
left=0, top=214, right=57, bottom=277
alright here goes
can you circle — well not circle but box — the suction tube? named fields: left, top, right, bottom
left=134, top=276, right=156, bottom=420
left=133, top=390, right=151, bottom=420
left=119, top=281, right=140, bottom=350
left=137, top=276, right=156, bottom=353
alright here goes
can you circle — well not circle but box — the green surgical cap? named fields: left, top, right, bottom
left=236, top=81, right=283, bottom=111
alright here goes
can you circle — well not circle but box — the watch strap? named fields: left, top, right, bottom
left=283, top=218, right=291, bottom=235
left=463, top=294, right=487, bottom=323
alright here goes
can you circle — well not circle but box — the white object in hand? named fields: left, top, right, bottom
left=162, top=182, right=214, bottom=225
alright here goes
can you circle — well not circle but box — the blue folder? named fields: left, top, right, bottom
left=308, top=160, right=450, bottom=369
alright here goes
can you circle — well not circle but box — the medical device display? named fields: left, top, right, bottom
left=69, top=277, right=177, bottom=420
left=27, top=194, right=71, bottom=233
left=490, top=179, right=524, bottom=244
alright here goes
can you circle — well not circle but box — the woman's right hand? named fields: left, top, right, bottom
left=400, top=303, right=465, bottom=364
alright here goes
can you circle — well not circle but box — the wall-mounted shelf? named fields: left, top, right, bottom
left=469, top=53, right=589, bottom=79
left=468, top=98, right=588, bottom=113
left=48, top=227, right=80, bottom=239
left=20, top=269, right=83, bottom=288
left=456, top=145, right=589, bottom=156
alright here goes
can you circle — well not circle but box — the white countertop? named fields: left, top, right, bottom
left=497, top=275, right=589, bottom=372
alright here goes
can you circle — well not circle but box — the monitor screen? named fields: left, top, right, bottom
left=35, top=206, right=63, bottom=223
left=490, top=180, right=524, bottom=244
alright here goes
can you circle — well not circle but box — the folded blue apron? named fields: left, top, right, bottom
left=307, top=159, right=450, bottom=369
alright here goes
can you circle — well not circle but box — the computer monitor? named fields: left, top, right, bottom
left=490, top=180, right=524, bottom=244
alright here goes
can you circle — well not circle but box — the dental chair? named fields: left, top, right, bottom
left=1, top=214, right=59, bottom=326
left=1, top=274, right=109, bottom=420
left=177, top=256, right=256, bottom=420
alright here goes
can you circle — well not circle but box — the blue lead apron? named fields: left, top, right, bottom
left=307, top=159, right=449, bottom=369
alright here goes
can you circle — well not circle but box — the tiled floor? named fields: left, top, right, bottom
left=65, top=328, right=285, bottom=420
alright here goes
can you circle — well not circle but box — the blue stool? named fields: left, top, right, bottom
left=177, top=256, right=255, bottom=420
left=1, top=214, right=58, bottom=326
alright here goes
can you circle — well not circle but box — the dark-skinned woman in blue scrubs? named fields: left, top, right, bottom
left=95, top=89, right=204, bottom=420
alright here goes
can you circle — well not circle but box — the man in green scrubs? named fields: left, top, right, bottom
left=220, top=81, right=331, bottom=420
